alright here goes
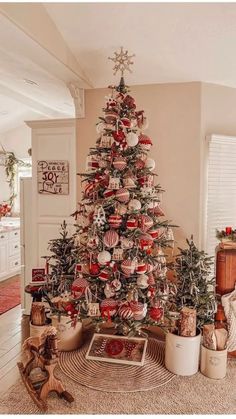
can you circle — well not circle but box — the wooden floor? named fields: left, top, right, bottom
left=0, top=305, right=22, bottom=397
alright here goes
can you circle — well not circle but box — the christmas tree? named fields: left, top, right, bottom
left=174, top=236, right=217, bottom=328
left=43, top=220, right=77, bottom=297
left=71, top=48, right=176, bottom=335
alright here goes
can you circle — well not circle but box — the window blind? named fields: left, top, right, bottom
left=206, top=135, right=236, bottom=257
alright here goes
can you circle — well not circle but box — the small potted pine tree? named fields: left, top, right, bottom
left=165, top=236, right=217, bottom=376
left=42, top=221, right=83, bottom=351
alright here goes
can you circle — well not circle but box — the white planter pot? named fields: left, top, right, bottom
left=51, top=315, right=83, bottom=352
left=165, top=330, right=201, bottom=376
left=200, top=345, right=227, bottom=379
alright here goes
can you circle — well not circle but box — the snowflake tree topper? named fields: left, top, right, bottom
left=108, top=47, right=135, bottom=77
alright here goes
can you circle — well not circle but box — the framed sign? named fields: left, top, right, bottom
left=31, top=268, right=46, bottom=284
left=86, top=333, right=147, bottom=366
left=37, top=160, right=69, bottom=195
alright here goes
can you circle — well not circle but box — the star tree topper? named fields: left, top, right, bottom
left=108, top=47, right=135, bottom=76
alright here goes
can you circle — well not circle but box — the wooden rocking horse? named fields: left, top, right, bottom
left=17, top=326, right=74, bottom=411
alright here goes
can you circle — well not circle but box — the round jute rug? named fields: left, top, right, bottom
left=59, top=337, right=175, bottom=392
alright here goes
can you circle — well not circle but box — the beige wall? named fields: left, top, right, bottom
left=199, top=83, right=236, bottom=249
left=77, top=82, right=202, bottom=249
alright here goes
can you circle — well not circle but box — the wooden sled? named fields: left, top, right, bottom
left=17, top=326, right=74, bottom=412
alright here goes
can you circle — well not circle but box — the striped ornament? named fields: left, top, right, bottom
left=108, top=214, right=123, bottom=229
left=121, top=259, right=136, bottom=276
left=115, top=188, right=130, bottom=203
left=138, top=134, right=153, bottom=151
left=139, top=214, right=154, bottom=232
left=113, top=157, right=127, bottom=171
left=100, top=298, right=118, bottom=318
left=118, top=303, right=134, bottom=320
left=136, top=261, right=147, bottom=275
left=103, top=230, right=119, bottom=248
left=130, top=301, right=147, bottom=321
left=99, top=269, right=110, bottom=282
left=71, top=277, right=89, bottom=298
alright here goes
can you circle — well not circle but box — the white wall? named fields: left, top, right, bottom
left=0, top=124, right=31, bottom=203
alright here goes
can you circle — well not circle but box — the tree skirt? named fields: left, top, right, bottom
left=1, top=359, right=236, bottom=414
left=59, top=338, right=175, bottom=392
left=0, top=277, right=21, bottom=315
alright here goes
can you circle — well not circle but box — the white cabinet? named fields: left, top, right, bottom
left=0, top=228, right=21, bottom=282
left=0, top=240, right=8, bottom=278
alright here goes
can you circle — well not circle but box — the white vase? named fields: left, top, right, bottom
left=51, top=315, right=83, bottom=351
left=200, top=344, right=227, bottom=379
left=165, top=329, right=201, bottom=376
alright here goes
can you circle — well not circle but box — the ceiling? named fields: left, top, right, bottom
left=1, top=3, right=236, bottom=133
left=45, top=3, right=236, bottom=88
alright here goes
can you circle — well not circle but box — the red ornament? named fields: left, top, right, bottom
left=126, top=216, right=138, bottom=231
left=112, top=130, right=125, bottom=143
left=135, top=159, right=145, bottom=170
left=136, top=260, right=147, bottom=275
left=123, top=95, right=136, bottom=110
left=138, top=233, right=154, bottom=250
left=138, top=174, right=154, bottom=187
left=103, top=189, right=115, bottom=199
left=121, top=117, right=131, bottom=128
left=89, top=263, right=100, bottom=276
left=225, top=226, right=232, bottom=235
left=149, top=228, right=159, bottom=239
left=64, top=303, right=76, bottom=313
left=105, top=339, right=124, bottom=356
left=149, top=307, right=164, bottom=322
left=108, top=214, right=123, bottom=229
left=99, top=268, right=110, bottom=282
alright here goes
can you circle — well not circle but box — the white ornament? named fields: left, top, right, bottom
left=93, top=206, right=106, bottom=227
left=123, top=177, right=136, bottom=189
left=97, top=250, right=111, bottom=265
left=87, top=303, right=101, bottom=317
left=111, top=279, right=122, bottom=291
left=108, top=177, right=121, bottom=190
left=145, top=158, right=156, bottom=171
left=128, top=199, right=142, bottom=211
left=137, top=274, right=149, bottom=289
left=126, top=132, right=139, bottom=147
left=112, top=247, right=124, bottom=261
left=99, top=135, right=113, bottom=148
left=140, top=186, right=155, bottom=198
left=104, top=283, right=115, bottom=298
left=87, top=235, right=99, bottom=250
left=96, top=122, right=105, bottom=134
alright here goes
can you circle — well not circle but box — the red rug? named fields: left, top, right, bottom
left=0, top=277, right=21, bottom=315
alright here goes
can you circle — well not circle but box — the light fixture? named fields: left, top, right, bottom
left=23, top=78, right=38, bottom=86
